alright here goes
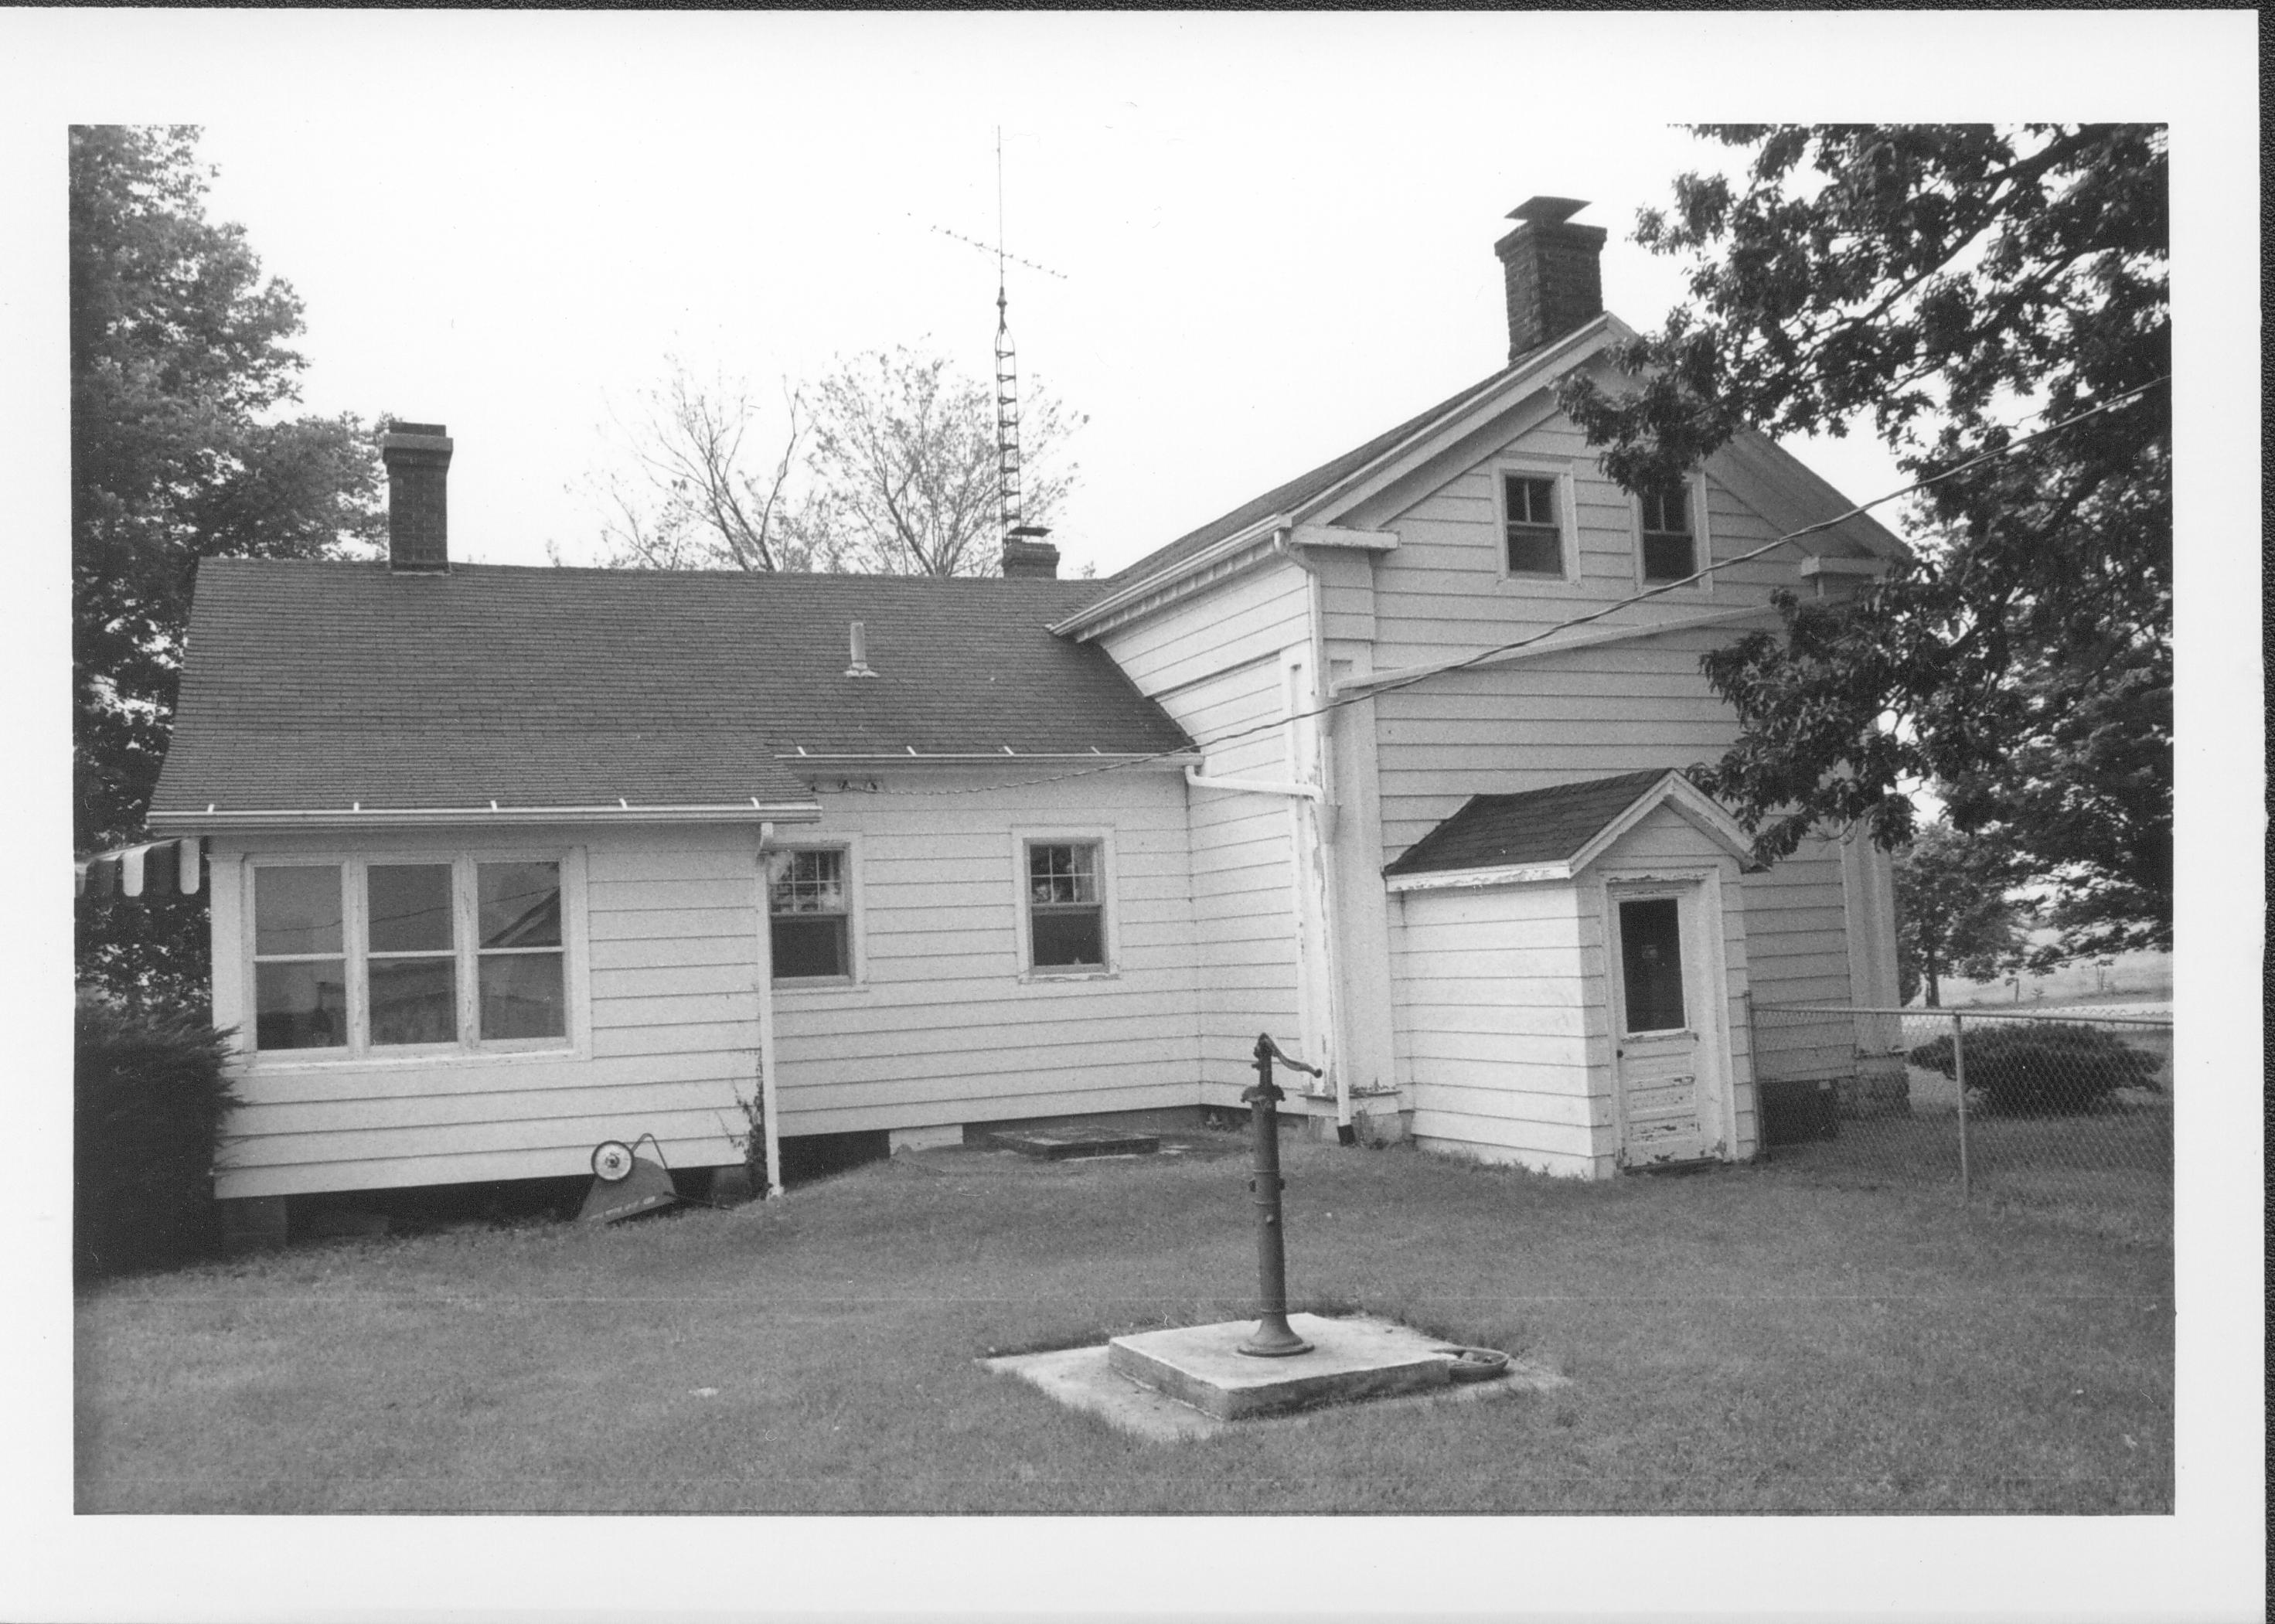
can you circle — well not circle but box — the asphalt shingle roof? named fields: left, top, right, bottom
left=1383, top=770, right=1681, bottom=877
left=153, top=561, right=1195, bottom=815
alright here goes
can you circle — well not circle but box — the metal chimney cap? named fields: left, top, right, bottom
left=1508, top=196, right=1591, bottom=226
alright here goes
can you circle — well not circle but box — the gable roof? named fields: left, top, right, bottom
left=1096, top=361, right=1533, bottom=592
left=151, top=561, right=1194, bottom=822
left=1069, top=312, right=1905, bottom=632
left=1383, top=768, right=1756, bottom=887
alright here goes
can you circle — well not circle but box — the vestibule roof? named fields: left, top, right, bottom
left=152, top=561, right=1193, bottom=823
left=1383, top=769, right=1758, bottom=890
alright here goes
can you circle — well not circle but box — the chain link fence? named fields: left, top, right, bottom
left=1749, top=1002, right=2172, bottom=1235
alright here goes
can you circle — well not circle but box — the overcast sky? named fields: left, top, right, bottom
left=151, top=13, right=1957, bottom=578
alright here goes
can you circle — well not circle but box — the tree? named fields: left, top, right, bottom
left=796, top=346, right=1081, bottom=577
left=1560, top=125, right=2170, bottom=960
left=1892, top=822, right=2030, bottom=1007
left=73, top=125, right=382, bottom=1009
left=578, top=362, right=835, bottom=573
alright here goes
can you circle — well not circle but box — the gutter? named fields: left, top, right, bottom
left=148, top=800, right=825, bottom=831
left=782, top=751, right=1201, bottom=768
left=1183, top=765, right=1322, bottom=802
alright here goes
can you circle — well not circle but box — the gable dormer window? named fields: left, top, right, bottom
left=1639, top=481, right=1697, bottom=583
left=1501, top=472, right=1566, bottom=577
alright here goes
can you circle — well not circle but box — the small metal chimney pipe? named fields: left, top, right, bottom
left=1493, top=197, right=1608, bottom=362
left=845, top=621, right=877, bottom=678
left=379, top=422, right=453, bottom=571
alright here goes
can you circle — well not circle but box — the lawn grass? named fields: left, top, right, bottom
left=76, top=1135, right=2172, bottom=1514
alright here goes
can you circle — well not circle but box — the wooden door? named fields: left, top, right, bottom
left=1610, top=890, right=1711, bottom=1167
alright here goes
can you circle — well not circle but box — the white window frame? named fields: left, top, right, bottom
left=236, top=847, right=589, bottom=1067
left=1630, top=468, right=1713, bottom=594
left=1010, top=827, right=1119, bottom=982
left=764, top=834, right=865, bottom=991
left=1492, top=460, right=1580, bottom=586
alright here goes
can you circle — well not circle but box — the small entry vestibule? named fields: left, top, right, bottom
left=1385, top=769, right=1762, bottom=1179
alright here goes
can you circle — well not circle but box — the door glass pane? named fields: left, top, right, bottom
left=1619, top=897, right=1687, bottom=1032
left=478, top=863, right=561, bottom=948
left=254, top=960, right=347, bottom=1049
left=479, top=952, right=566, bottom=1039
left=370, top=957, right=458, bottom=1046
left=254, top=866, right=343, bottom=957
left=368, top=864, right=454, bottom=953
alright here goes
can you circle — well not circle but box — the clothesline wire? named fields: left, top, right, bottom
left=826, top=376, right=2170, bottom=799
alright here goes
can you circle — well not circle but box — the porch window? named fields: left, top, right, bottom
left=366, top=863, right=458, bottom=1045
left=768, top=848, right=850, bottom=980
left=253, top=865, right=348, bottom=1050
left=247, top=857, right=570, bottom=1055
left=1026, top=841, right=1105, bottom=969
left=1639, top=481, right=1696, bottom=582
left=1618, top=896, right=1688, bottom=1033
left=477, top=863, right=567, bottom=1037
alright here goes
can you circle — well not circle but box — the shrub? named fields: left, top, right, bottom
left=75, top=996, right=239, bottom=1278
left=1905, top=1021, right=2162, bottom=1116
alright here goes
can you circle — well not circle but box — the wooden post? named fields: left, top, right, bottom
left=1952, top=1010, right=1970, bottom=1207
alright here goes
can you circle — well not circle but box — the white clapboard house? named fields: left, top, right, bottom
left=148, top=197, right=1903, bottom=1231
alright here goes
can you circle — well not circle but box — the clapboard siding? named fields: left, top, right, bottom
left=1745, top=840, right=1857, bottom=1084
left=1097, top=560, right=1313, bottom=1095
left=1392, top=881, right=1605, bottom=1174
left=208, top=825, right=765, bottom=1197
left=769, top=770, right=1200, bottom=1135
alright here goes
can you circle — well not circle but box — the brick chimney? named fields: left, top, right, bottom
left=380, top=422, right=453, bottom=571
left=1000, top=524, right=1059, bottom=580
left=1493, top=197, right=1607, bottom=363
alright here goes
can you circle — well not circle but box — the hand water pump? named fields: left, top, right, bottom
left=1239, top=1032, right=1321, bottom=1357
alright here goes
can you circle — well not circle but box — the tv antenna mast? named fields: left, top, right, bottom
left=918, top=131, right=1068, bottom=546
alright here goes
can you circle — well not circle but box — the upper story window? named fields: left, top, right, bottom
left=1639, top=481, right=1698, bottom=583
left=768, top=847, right=851, bottom=980
left=250, top=857, right=567, bottom=1055
left=1025, top=840, right=1105, bottom=970
left=1502, top=473, right=1564, bottom=576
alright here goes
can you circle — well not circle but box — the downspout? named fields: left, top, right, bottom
left=755, top=822, right=783, bottom=1197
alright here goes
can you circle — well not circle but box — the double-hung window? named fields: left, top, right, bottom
left=1502, top=473, right=1564, bottom=577
left=768, top=848, right=851, bottom=981
left=1025, top=840, right=1105, bottom=971
left=249, top=857, right=570, bottom=1055
left=1639, top=480, right=1698, bottom=583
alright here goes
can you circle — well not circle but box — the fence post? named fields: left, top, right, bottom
left=1952, top=1009, right=1970, bottom=1207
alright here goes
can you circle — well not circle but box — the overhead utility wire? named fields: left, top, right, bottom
left=836, top=375, right=2169, bottom=798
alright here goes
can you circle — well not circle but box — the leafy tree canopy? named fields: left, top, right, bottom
left=73, top=124, right=382, bottom=1007
left=1561, top=124, right=2170, bottom=959
left=1892, top=821, right=2030, bottom=1008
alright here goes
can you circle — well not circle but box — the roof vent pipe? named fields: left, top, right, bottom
left=845, top=621, right=877, bottom=678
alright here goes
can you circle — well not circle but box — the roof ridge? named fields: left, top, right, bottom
left=201, top=557, right=1101, bottom=589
